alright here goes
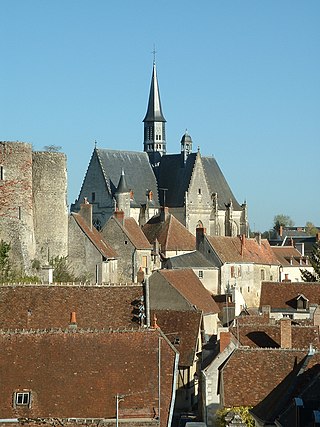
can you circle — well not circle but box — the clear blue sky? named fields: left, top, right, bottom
left=1, top=0, right=319, bottom=232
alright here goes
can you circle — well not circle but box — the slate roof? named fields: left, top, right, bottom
left=151, top=309, right=202, bottom=367
left=222, top=347, right=320, bottom=408
left=0, top=328, right=177, bottom=426
left=165, top=250, right=215, bottom=269
left=71, top=212, right=118, bottom=258
left=260, top=282, right=320, bottom=310
left=0, top=284, right=144, bottom=330
left=95, top=148, right=159, bottom=207
left=157, top=152, right=241, bottom=209
left=142, top=213, right=196, bottom=252
left=207, top=235, right=280, bottom=265
left=230, top=322, right=320, bottom=350
left=143, top=62, right=166, bottom=122
left=158, top=269, right=219, bottom=315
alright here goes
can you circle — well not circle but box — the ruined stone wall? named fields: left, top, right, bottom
left=0, top=142, right=35, bottom=270
left=32, top=151, right=68, bottom=264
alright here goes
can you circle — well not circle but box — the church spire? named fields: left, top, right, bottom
left=143, top=60, right=166, bottom=169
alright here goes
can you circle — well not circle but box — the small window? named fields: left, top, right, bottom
left=198, top=188, right=201, bottom=195
left=0, top=166, right=3, bottom=180
left=92, top=192, right=96, bottom=203
left=231, top=266, right=235, bottom=278
left=142, top=256, right=147, bottom=268
left=124, top=240, right=128, bottom=245
left=198, top=270, right=203, bottom=279
left=15, top=391, right=31, bottom=407
left=247, top=286, right=250, bottom=292
left=261, top=269, right=265, bottom=280
left=18, top=206, right=21, bottom=220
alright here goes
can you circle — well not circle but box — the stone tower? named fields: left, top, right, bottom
left=143, top=61, right=166, bottom=172
left=0, top=141, right=68, bottom=275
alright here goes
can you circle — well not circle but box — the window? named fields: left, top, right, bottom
left=142, top=256, right=147, bottom=268
left=15, top=391, right=31, bottom=407
left=198, top=188, right=201, bottom=195
left=0, top=166, right=3, bottom=180
left=198, top=270, right=203, bottom=279
left=92, top=192, right=96, bottom=203
left=261, top=269, right=265, bottom=280
left=231, top=266, right=235, bottom=278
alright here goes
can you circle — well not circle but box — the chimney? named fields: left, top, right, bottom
left=280, top=318, right=292, bottom=349
left=313, top=306, right=320, bottom=327
left=137, top=266, right=145, bottom=283
left=283, top=273, right=291, bottom=282
left=153, top=313, right=159, bottom=329
left=220, top=331, right=231, bottom=353
left=114, top=209, right=125, bottom=226
left=256, top=233, right=261, bottom=246
left=240, top=234, right=246, bottom=256
left=69, top=311, right=77, bottom=330
left=261, top=305, right=271, bottom=319
left=279, top=225, right=283, bottom=237
left=148, top=190, right=153, bottom=201
left=316, top=233, right=320, bottom=242
left=79, top=198, right=93, bottom=229
left=160, top=206, right=169, bottom=222
left=196, top=226, right=206, bottom=251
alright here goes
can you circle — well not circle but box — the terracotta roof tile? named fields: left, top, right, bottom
left=260, top=282, right=320, bottom=309
left=271, top=246, right=307, bottom=266
left=159, top=269, right=219, bottom=314
left=142, top=214, right=196, bottom=252
left=222, top=348, right=320, bottom=408
left=0, top=284, right=144, bottom=330
left=72, top=213, right=117, bottom=258
left=123, top=217, right=152, bottom=249
left=0, top=329, right=177, bottom=426
left=150, top=309, right=202, bottom=366
left=207, top=235, right=280, bottom=265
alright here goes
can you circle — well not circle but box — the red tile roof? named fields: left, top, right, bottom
left=207, top=235, right=280, bottom=265
left=0, top=284, right=144, bottom=330
left=72, top=213, right=117, bottom=258
left=260, top=282, right=320, bottom=309
left=151, top=309, right=202, bottom=366
left=0, top=329, right=177, bottom=426
left=222, top=348, right=320, bottom=407
left=159, top=269, right=219, bottom=315
left=142, top=214, right=196, bottom=252
left=123, top=217, right=153, bottom=249
left=271, top=246, right=307, bottom=266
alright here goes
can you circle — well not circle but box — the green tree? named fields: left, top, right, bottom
left=273, top=214, right=294, bottom=233
left=50, top=256, right=76, bottom=282
left=305, top=221, right=318, bottom=236
left=215, top=406, right=254, bottom=427
left=301, top=240, right=320, bottom=282
left=0, top=240, right=11, bottom=282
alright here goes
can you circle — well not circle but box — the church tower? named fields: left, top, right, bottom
left=143, top=61, right=166, bottom=171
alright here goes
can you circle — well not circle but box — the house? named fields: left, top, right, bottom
left=260, top=281, right=320, bottom=321
left=68, top=199, right=118, bottom=283
left=271, top=245, right=313, bottom=282
left=163, top=250, right=219, bottom=295
left=101, top=210, right=153, bottom=283
left=0, top=328, right=178, bottom=427
left=269, top=225, right=320, bottom=257
left=196, top=227, right=280, bottom=310
left=151, top=309, right=203, bottom=413
left=142, top=208, right=196, bottom=261
left=71, top=62, right=248, bottom=237
left=0, top=283, right=147, bottom=330
left=149, top=269, right=220, bottom=337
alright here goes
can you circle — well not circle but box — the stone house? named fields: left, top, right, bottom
left=196, top=227, right=280, bottom=310
left=0, top=141, right=68, bottom=273
left=0, top=328, right=178, bottom=427
left=163, top=250, right=219, bottom=295
left=71, top=62, right=248, bottom=238
left=151, top=309, right=203, bottom=414
left=149, top=269, right=220, bottom=337
left=260, top=281, right=320, bottom=321
left=142, top=208, right=196, bottom=263
left=101, top=210, right=153, bottom=283
left=68, top=200, right=118, bottom=283
left=271, top=245, right=313, bottom=282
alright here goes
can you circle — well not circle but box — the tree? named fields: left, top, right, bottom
left=301, top=240, right=320, bottom=282
left=273, top=214, right=294, bottom=232
left=0, top=240, right=11, bottom=282
left=50, top=256, right=76, bottom=282
left=305, top=221, right=318, bottom=237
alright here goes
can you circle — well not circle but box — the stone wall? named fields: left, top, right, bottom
left=33, top=151, right=68, bottom=264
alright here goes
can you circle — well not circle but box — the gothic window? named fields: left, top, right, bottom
left=93, top=218, right=101, bottom=231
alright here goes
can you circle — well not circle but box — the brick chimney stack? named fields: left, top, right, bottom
left=69, top=311, right=77, bottom=330
left=280, top=318, right=292, bottom=349
left=114, top=209, right=125, bottom=226
left=220, top=331, right=232, bottom=352
left=160, top=206, right=169, bottom=222
left=240, top=234, right=246, bottom=256
left=79, top=197, right=93, bottom=229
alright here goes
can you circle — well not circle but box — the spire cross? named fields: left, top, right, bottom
left=152, top=45, right=157, bottom=64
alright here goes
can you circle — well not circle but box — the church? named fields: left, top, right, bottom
left=71, top=62, right=249, bottom=237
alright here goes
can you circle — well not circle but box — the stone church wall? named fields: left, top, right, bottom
left=32, top=151, right=68, bottom=264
